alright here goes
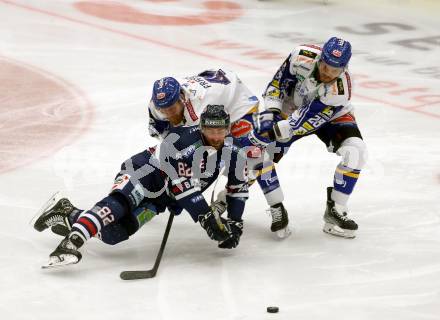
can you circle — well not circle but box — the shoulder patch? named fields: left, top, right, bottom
left=231, top=119, right=252, bottom=138
left=299, top=49, right=318, bottom=59
left=336, top=78, right=345, bottom=95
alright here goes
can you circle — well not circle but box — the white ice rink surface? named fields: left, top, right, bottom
left=1, top=0, right=439, bottom=319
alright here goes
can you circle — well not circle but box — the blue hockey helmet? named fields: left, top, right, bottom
left=152, top=77, right=181, bottom=108
left=320, top=37, right=352, bottom=68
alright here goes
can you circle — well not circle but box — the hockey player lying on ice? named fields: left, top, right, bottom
left=33, top=105, right=249, bottom=268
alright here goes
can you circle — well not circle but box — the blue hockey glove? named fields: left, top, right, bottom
left=166, top=201, right=183, bottom=216
left=218, top=219, right=243, bottom=249
left=256, top=111, right=276, bottom=134
left=247, top=111, right=279, bottom=148
left=248, top=129, right=273, bottom=148
left=267, top=109, right=284, bottom=122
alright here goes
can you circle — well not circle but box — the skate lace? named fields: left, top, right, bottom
left=45, top=215, right=64, bottom=226
left=59, top=238, right=79, bottom=251
left=332, top=209, right=350, bottom=221
left=64, top=240, right=78, bottom=250
left=270, top=207, right=283, bottom=223
left=60, top=200, right=73, bottom=213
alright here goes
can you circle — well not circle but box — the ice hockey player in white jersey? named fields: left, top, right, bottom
left=148, top=69, right=256, bottom=136
left=255, top=37, right=368, bottom=238
left=148, top=69, right=290, bottom=237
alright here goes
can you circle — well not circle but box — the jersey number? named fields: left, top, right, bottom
left=97, top=206, right=115, bottom=226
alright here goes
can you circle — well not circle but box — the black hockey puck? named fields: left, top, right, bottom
left=267, top=306, right=279, bottom=313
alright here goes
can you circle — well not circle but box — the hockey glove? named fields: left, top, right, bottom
left=198, top=210, right=230, bottom=242
left=211, top=198, right=227, bottom=217
left=166, top=201, right=183, bottom=216
left=272, top=119, right=291, bottom=141
left=247, top=111, right=278, bottom=148
left=247, top=129, right=273, bottom=148
left=218, top=219, right=243, bottom=249
left=256, top=111, right=276, bottom=134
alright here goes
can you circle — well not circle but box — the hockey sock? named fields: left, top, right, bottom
left=68, top=208, right=83, bottom=226
left=256, top=163, right=284, bottom=206
left=69, top=193, right=129, bottom=243
left=332, top=163, right=361, bottom=207
left=96, top=203, right=157, bottom=245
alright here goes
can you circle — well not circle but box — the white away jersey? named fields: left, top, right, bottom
left=263, top=44, right=353, bottom=121
left=149, top=69, right=259, bottom=139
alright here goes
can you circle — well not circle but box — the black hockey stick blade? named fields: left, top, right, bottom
left=120, top=270, right=156, bottom=280
left=120, top=212, right=174, bottom=280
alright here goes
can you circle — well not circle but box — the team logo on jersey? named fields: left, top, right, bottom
left=156, top=92, right=166, bottom=100
left=190, top=194, right=204, bottom=203
left=231, top=119, right=252, bottom=138
left=111, top=174, right=130, bottom=191
left=267, top=88, right=280, bottom=97
left=332, top=113, right=356, bottom=124
left=130, top=184, right=145, bottom=206
left=183, top=99, right=198, bottom=121
left=332, top=49, right=342, bottom=57
left=299, top=49, right=317, bottom=59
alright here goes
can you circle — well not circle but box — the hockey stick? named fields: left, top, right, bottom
left=120, top=211, right=174, bottom=280
left=210, top=169, right=227, bottom=229
left=120, top=171, right=224, bottom=280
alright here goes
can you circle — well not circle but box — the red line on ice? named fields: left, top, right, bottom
left=1, top=0, right=438, bottom=120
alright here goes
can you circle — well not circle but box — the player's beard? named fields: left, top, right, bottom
left=168, top=114, right=184, bottom=126
left=210, top=140, right=223, bottom=150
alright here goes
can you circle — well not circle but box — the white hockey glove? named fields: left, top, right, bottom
left=273, top=119, right=291, bottom=142
left=264, top=96, right=283, bottom=114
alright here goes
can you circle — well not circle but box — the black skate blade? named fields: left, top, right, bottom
left=120, top=270, right=156, bottom=280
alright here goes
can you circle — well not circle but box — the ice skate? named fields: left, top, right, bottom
left=323, top=187, right=358, bottom=239
left=50, top=224, right=70, bottom=237
left=42, top=234, right=83, bottom=269
left=32, top=192, right=75, bottom=233
left=269, top=203, right=291, bottom=238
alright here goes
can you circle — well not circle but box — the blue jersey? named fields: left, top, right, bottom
left=154, top=126, right=249, bottom=222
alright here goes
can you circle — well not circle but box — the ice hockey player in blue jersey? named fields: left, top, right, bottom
left=34, top=105, right=249, bottom=268
left=253, top=37, right=368, bottom=238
